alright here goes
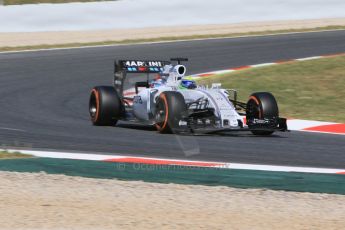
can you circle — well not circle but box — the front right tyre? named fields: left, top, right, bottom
left=246, top=92, right=279, bottom=136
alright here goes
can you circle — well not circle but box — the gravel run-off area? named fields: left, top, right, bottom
left=0, top=171, right=344, bottom=230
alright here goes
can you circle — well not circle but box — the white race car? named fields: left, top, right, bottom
left=89, top=58, right=288, bottom=135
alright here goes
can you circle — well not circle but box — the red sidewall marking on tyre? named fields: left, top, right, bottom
left=155, top=94, right=169, bottom=131
left=91, top=89, right=100, bottom=122
left=248, top=96, right=262, bottom=119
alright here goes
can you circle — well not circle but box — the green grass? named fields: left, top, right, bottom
left=0, top=150, right=32, bottom=159
left=198, top=55, right=345, bottom=123
left=1, top=26, right=345, bottom=52
left=3, top=0, right=113, bottom=5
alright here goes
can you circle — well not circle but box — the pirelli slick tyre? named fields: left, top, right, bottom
left=246, top=92, right=279, bottom=136
left=89, top=86, right=123, bottom=126
left=155, top=91, right=187, bottom=134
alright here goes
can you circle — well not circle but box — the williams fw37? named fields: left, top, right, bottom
left=89, top=58, right=288, bottom=135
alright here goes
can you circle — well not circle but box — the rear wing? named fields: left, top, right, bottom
left=114, top=60, right=170, bottom=97
left=115, top=60, right=170, bottom=73
left=113, top=58, right=188, bottom=97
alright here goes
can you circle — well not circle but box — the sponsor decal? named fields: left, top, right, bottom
left=121, top=60, right=166, bottom=72
left=123, top=60, right=164, bottom=67
left=138, top=67, right=147, bottom=72
left=133, top=96, right=143, bottom=104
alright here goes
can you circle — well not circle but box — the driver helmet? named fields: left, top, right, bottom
left=179, top=78, right=197, bottom=89
left=150, top=77, right=164, bottom=88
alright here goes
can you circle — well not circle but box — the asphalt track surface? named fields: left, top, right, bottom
left=1, top=30, right=345, bottom=168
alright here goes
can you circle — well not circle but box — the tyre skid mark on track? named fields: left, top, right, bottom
left=0, top=127, right=26, bottom=132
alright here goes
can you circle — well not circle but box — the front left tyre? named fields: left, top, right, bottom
left=89, top=86, right=123, bottom=126
left=154, top=91, right=187, bottom=133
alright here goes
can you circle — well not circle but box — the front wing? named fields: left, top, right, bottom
left=175, top=109, right=288, bottom=134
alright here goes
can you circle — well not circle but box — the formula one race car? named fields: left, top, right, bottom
left=89, top=58, right=288, bottom=135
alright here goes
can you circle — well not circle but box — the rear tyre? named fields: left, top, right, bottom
left=246, top=92, right=279, bottom=136
left=89, top=86, right=123, bottom=126
left=155, top=92, right=187, bottom=134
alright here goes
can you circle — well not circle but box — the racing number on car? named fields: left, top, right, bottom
left=133, top=96, right=143, bottom=104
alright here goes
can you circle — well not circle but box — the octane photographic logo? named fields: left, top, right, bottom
left=114, top=161, right=217, bottom=172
